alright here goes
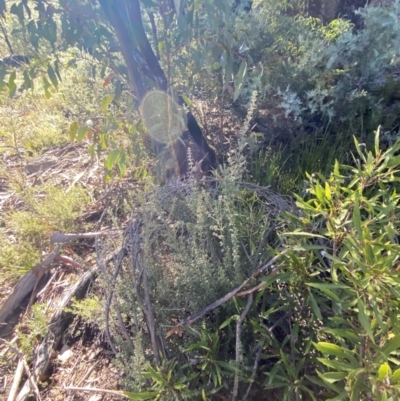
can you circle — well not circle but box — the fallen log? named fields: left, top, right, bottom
left=0, top=246, right=62, bottom=336
left=15, top=266, right=98, bottom=401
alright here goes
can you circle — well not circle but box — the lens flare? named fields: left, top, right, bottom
left=140, top=90, right=187, bottom=144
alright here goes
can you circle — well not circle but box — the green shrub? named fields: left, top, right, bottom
left=0, top=185, right=89, bottom=285
left=116, top=129, right=400, bottom=400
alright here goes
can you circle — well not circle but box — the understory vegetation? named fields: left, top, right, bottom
left=1, top=1, right=400, bottom=400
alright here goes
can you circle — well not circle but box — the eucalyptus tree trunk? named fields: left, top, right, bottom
left=98, top=0, right=216, bottom=176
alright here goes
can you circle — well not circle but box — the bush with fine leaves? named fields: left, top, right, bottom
left=121, top=130, right=400, bottom=401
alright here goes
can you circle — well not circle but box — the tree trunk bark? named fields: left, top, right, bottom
left=98, top=0, right=216, bottom=175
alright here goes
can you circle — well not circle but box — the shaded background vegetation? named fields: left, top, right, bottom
left=1, top=0, right=400, bottom=400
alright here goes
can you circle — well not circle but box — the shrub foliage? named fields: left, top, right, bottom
left=92, top=129, right=400, bottom=401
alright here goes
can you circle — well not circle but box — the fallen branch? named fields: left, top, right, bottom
left=7, top=359, right=23, bottom=401
left=166, top=250, right=287, bottom=337
left=235, top=282, right=265, bottom=297
left=0, top=339, right=42, bottom=401
left=232, top=294, right=253, bottom=401
left=128, top=219, right=164, bottom=364
left=15, top=266, right=98, bottom=401
left=50, top=230, right=120, bottom=244
left=0, top=245, right=62, bottom=329
left=63, top=386, right=130, bottom=398
left=54, top=254, right=85, bottom=269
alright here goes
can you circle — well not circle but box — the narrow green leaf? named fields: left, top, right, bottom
left=306, top=283, right=350, bottom=290
left=315, top=183, right=325, bottom=204
left=317, top=358, right=354, bottom=372
left=315, top=370, right=344, bottom=392
left=77, top=126, right=89, bottom=143
left=299, top=385, right=317, bottom=401
left=375, top=126, right=381, bottom=156
left=42, top=76, right=52, bottom=99
left=349, top=378, right=362, bottom=401
left=181, top=94, right=192, bottom=107
left=353, top=196, right=362, bottom=238
left=322, top=328, right=360, bottom=343
left=386, top=154, right=400, bottom=168
left=325, top=182, right=332, bottom=201
left=223, top=55, right=233, bottom=90
left=390, top=368, right=400, bottom=383
left=233, top=61, right=247, bottom=101
left=308, top=291, right=322, bottom=320
left=314, top=342, right=358, bottom=365
left=263, top=382, right=289, bottom=390
left=8, top=70, right=16, bottom=97
left=54, top=60, right=62, bottom=81
left=47, top=64, right=58, bottom=88
left=381, top=336, right=400, bottom=359
left=69, top=122, right=78, bottom=141
left=326, top=391, right=348, bottom=401
left=281, top=232, right=327, bottom=239
left=105, top=149, right=120, bottom=170
left=124, top=391, right=159, bottom=400
left=101, top=94, right=114, bottom=113
left=333, top=159, right=340, bottom=177
left=358, top=298, right=374, bottom=343
left=321, top=372, right=347, bottom=384
left=219, top=315, right=238, bottom=329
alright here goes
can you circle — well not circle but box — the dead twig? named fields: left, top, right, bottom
left=76, top=358, right=102, bottom=387
left=235, top=282, right=265, bottom=297
left=26, top=245, right=63, bottom=314
left=104, top=247, right=126, bottom=356
left=0, top=339, right=42, bottom=401
left=116, top=308, right=135, bottom=350
left=129, top=219, right=163, bottom=364
left=232, top=294, right=253, bottom=401
left=54, top=254, right=85, bottom=269
left=50, top=230, right=120, bottom=244
left=7, top=359, right=24, bottom=401
left=241, top=343, right=263, bottom=401
left=166, top=250, right=287, bottom=337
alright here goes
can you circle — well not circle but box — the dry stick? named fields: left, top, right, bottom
left=116, top=308, right=135, bottom=350
left=7, top=359, right=24, bottom=401
left=140, top=259, right=162, bottom=365
left=241, top=343, right=263, bottom=401
left=17, top=359, right=42, bottom=401
left=129, top=220, right=141, bottom=333
left=0, top=336, right=18, bottom=357
left=232, top=294, right=254, bottom=401
left=104, top=247, right=127, bottom=356
left=0, top=339, right=42, bottom=401
left=94, top=235, right=123, bottom=356
left=25, top=245, right=63, bottom=313
left=50, top=230, right=120, bottom=244
left=235, top=282, right=265, bottom=297
left=2, top=376, right=8, bottom=394
left=0, top=245, right=62, bottom=325
left=63, top=386, right=130, bottom=398
left=76, top=359, right=102, bottom=387
left=166, top=250, right=287, bottom=337
left=129, top=220, right=162, bottom=364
